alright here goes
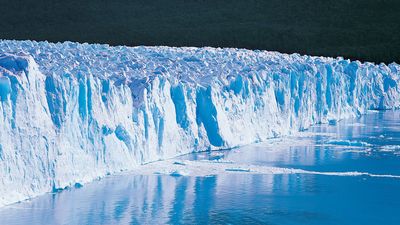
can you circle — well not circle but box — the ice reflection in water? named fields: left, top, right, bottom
left=1, top=111, right=400, bottom=225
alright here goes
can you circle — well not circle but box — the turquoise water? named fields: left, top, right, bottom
left=1, top=111, right=400, bottom=225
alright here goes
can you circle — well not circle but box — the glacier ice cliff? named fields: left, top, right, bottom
left=0, top=40, right=399, bottom=206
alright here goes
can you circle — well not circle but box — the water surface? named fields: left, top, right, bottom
left=1, top=111, right=400, bottom=225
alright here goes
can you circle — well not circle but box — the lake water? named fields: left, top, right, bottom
left=1, top=111, right=400, bottom=225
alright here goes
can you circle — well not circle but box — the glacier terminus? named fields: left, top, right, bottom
left=0, top=40, right=399, bottom=207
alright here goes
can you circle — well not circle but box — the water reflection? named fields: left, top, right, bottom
left=1, top=111, right=400, bottom=225
left=2, top=172, right=400, bottom=225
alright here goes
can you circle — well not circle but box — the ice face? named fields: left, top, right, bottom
left=0, top=40, right=399, bottom=206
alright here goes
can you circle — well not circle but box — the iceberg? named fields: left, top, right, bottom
left=0, top=40, right=399, bottom=206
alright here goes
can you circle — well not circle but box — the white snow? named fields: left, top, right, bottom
left=0, top=40, right=399, bottom=206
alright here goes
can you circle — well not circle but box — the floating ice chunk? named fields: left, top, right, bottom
left=340, top=149, right=371, bottom=154
left=132, top=159, right=400, bottom=179
left=326, top=140, right=372, bottom=147
left=169, top=170, right=189, bottom=177
left=205, top=159, right=234, bottom=164
left=379, top=145, right=400, bottom=152
left=209, top=153, right=225, bottom=161
left=225, top=168, right=251, bottom=172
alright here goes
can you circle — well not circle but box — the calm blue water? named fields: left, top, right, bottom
left=1, top=111, right=400, bottom=225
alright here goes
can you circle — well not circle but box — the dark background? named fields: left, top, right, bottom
left=1, top=0, right=399, bottom=63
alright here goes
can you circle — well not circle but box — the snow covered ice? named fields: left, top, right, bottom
left=0, top=40, right=399, bottom=207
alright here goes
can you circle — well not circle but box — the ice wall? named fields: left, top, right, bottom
left=0, top=40, right=399, bottom=206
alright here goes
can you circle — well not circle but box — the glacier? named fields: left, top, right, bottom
left=0, top=40, right=399, bottom=207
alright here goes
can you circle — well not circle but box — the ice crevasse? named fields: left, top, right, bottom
left=0, top=40, right=399, bottom=206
